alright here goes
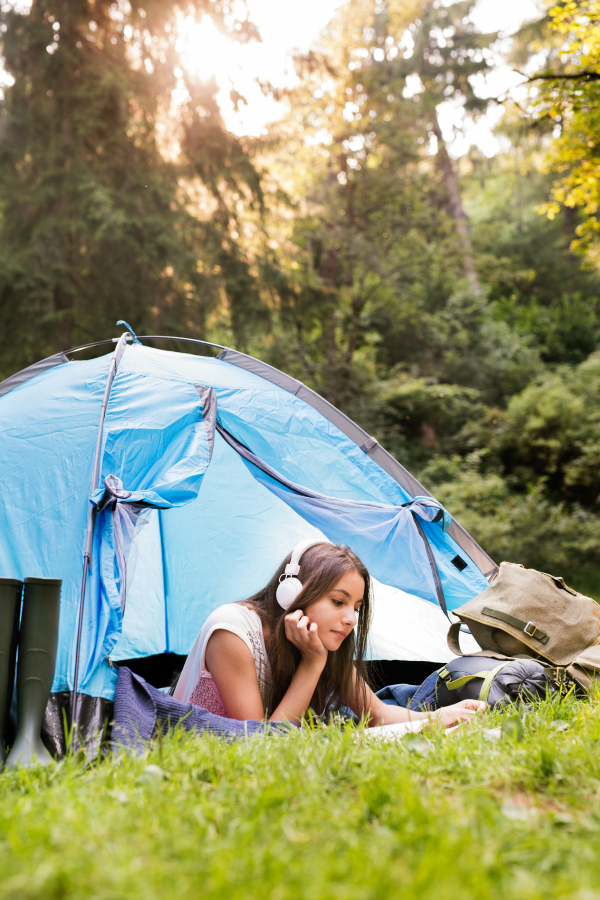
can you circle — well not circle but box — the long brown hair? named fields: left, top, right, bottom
left=243, top=543, right=372, bottom=718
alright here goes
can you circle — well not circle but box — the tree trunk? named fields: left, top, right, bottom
left=346, top=292, right=363, bottom=366
left=432, top=120, right=480, bottom=291
left=319, top=246, right=342, bottom=407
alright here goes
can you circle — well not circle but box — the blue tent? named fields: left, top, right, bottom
left=0, top=332, right=496, bottom=724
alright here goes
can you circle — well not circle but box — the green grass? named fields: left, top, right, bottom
left=2, top=698, right=600, bottom=900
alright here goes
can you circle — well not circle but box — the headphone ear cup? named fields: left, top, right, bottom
left=276, top=577, right=303, bottom=610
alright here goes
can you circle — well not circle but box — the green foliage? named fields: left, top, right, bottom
left=389, top=0, right=497, bottom=116
left=496, top=352, right=600, bottom=505
left=428, top=288, right=540, bottom=399
left=469, top=157, right=600, bottom=366
left=421, top=455, right=600, bottom=594
left=255, top=0, right=503, bottom=406
left=535, top=1, right=600, bottom=257
left=0, top=0, right=267, bottom=376
left=375, top=377, right=483, bottom=467
left=370, top=351, right=600, bottom=588
left=1, top=699, right=600, bottom=899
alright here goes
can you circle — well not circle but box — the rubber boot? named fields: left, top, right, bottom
left=6, top=578, right=61, bottom=769
left=0, top=579, right=23, bottom=767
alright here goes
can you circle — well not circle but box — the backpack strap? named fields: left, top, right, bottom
left=438, top=661, right=512, bottom=703
left=478, top=663, right=512, bottom=702
left=447, top=622, right=463, bottom=656
left=481, top=607, right=549, bottom=645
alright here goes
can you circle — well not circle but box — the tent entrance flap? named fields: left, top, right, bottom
left=74, top=377, right=217, bottom=698
left=215, top=425, right=488, bottom=613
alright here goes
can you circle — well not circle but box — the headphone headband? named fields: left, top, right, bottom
left=284, top=538, right=323, bottom=577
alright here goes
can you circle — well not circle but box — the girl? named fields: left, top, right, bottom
left=174, top=541, right=485, bottom=728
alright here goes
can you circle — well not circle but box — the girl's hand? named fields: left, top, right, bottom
left=284, top=610, right=328, bottom=667
left=434, top=699, right=486, bottom=729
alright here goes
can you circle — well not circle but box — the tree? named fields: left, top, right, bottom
left=467, top=151, right=600, bottom=366
left=258, top=0, right=525, bottom=409
left=385, top=0, right=498, bottom=288
left=0, top=0, right=266, bottom=377
left=532, top=1, right=600, bottom=265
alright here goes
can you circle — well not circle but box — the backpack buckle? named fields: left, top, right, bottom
left=437, top=666, right=451, bottom=683
left=544, top=666, right=568, bottom=686
left=524, top=621, right=538, bottom=638
left=555, top=667, right=567, bottom=685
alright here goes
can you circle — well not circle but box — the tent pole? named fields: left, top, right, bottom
left=65, top=335, right=230, bottom=357
left=157, top=509, right=170, bottom=654
left=70, top=332, right=130, bottom=728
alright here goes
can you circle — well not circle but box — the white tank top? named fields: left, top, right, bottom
left=174, top=604, right=273, bottom=714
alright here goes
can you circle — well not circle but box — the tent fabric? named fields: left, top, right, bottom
left=0, top=351, right=69, bottom=398
left=216, top=347, right=497, bottom=580
left=216, top=425, right=488, bottom=612
left=83, top=379, right=217, bottom=692
left=0, top=341, right=493, bottom=703
left=217, top=347, right=432, bottom=502
left=0, top=339, right=496, bottom=578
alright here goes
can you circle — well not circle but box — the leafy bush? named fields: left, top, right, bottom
left=429, top=288, right=541, bottom=402
left=422, top=454, right=600, bottom=598
left=496, top=352, right=600, bottom=505
left=372, top=378, right=484, bottom=469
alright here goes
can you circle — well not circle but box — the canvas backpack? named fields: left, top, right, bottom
left=447, top=561, right=600, bottom=694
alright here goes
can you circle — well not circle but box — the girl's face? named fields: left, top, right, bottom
left=302, top=568, right=365, bottom=652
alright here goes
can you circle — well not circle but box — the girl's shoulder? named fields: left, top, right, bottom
left=202, top=602, right=262, bottom=632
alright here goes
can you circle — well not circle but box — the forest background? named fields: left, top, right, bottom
left=1, top=0, right=599, bottom=595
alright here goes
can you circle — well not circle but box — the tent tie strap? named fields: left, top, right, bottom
left=116, top=320, right=141, bottom=345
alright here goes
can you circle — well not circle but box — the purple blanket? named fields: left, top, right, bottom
left=112, top=666, right=291, bottom=753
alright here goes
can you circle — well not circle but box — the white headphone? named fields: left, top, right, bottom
left=276, top=539, right=325, bottom=610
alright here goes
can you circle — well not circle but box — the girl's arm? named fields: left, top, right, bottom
left=205, top=630, right=266, bottom=720
left=347, top=676, right=486, bottom=728
left=205, top=611, right=328, bottom=723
